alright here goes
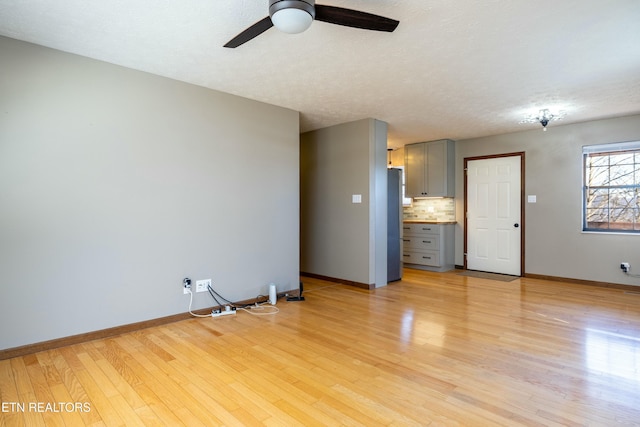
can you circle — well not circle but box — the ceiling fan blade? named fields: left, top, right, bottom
left=315, top=5, right=399, bottom=32
left=224, top=16, right=274, bottom=48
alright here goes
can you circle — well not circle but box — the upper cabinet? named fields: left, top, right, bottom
left=404, top=139, right=455, bottom=198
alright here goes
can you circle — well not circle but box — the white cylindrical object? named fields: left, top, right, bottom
left=269, top=283, right=277, bottom=305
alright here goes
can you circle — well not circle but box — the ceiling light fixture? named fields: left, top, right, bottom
left=269, top=0, right=315, bottom=34
left=520, top=109, right=566, bottom=131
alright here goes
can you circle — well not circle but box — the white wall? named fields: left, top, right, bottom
left=455, top=114, right=640, bottom=286
left=0, top=37, right=300, bottom=350
left=300, top=119, right=388, bottom=287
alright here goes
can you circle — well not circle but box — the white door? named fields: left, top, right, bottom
left=466, top=156, right=522, bottom=275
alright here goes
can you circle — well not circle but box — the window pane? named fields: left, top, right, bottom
left=609, top=164, right=637, bottom=186
left=609, top=208, right=635, bottom=230
left=586, top=165, right=610, bottom=186
left=610, top=207, right=634, bottom=223
left=610, top=188, right=638, bottom=208
left=609, top=153, right=635, bottom=166
left=586, top=207, right=608, bottom=222
left=586, top=208, right=609, bottom=229
left=585, top=188, right=608, bottom=209
left=587, top=154, right=609, bottom=168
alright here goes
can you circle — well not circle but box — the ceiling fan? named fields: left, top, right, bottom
left=224, top=0, right=399, bottom=48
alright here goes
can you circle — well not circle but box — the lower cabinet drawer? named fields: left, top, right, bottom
left=403, top=223, right=441, bottom=236
left=402, top=250, right=440, bottom=267
left=402, top=236, right=439, bottom=251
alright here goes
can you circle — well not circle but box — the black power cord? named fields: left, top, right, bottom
left=207, top=284, right=234, bottom=308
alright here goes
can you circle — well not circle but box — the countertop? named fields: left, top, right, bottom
left=403, top=220, right=457, bottom=225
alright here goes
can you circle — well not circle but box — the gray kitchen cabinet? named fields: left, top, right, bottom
left=402, top=222, right=455, bottom=272
left=404, top=139, right=454, bottom=197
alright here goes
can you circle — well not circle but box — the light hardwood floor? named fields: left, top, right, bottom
left=1, top=269, right=640, bottom=426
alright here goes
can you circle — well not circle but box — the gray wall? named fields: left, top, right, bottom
left=371, top=120, right=389, bottom=288
left=300, top=119, right=388, bottom=287
left=0, top=37, right=300, bottom=350
left=455, top=114, right=640, bottom=286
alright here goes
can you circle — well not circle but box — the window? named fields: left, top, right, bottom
left=583, top=141, right=640, bottom=232
left=395, top=166, right=413, bottom=206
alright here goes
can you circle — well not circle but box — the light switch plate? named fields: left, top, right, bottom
left=527, top=195, right=537, bottom=203
left=352, top=194, right=362, bottom=203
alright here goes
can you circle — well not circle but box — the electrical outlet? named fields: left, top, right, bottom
left=196, top=279, right=211, bottom=293
left=183, top=277, right=191, bottom=294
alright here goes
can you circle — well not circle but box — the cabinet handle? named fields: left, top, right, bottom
left=403, top=254, right=410, bottom=257
left=422, top=227, right=432, bottom=231
left=422, top=256, right=432, bottom=259
left=403, top=227, right=410, bottom=230
left=422, top=240, right=432, bottom=244
left=402, top=239, right=410, bottom=242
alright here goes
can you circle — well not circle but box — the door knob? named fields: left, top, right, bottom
left=514, top=223, right=519, bottom=228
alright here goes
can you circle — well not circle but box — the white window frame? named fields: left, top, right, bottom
left=582, top=141, right=640, bottom=233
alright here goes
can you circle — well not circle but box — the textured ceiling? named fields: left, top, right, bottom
left=1, top=0, right=640, bottom=148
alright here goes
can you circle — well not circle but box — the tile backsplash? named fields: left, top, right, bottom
left=403, top=198, right=455, bottom=222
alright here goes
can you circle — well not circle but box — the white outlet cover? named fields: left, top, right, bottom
left=352, top=194, right=362, bottom=203
left=195, top=279, right=211, bottom=293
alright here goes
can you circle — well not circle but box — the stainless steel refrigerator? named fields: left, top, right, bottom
left=387, top=168, right=403, bottom=282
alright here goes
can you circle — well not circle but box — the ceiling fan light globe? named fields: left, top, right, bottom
left=271, top=8, right=313, bottom=33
